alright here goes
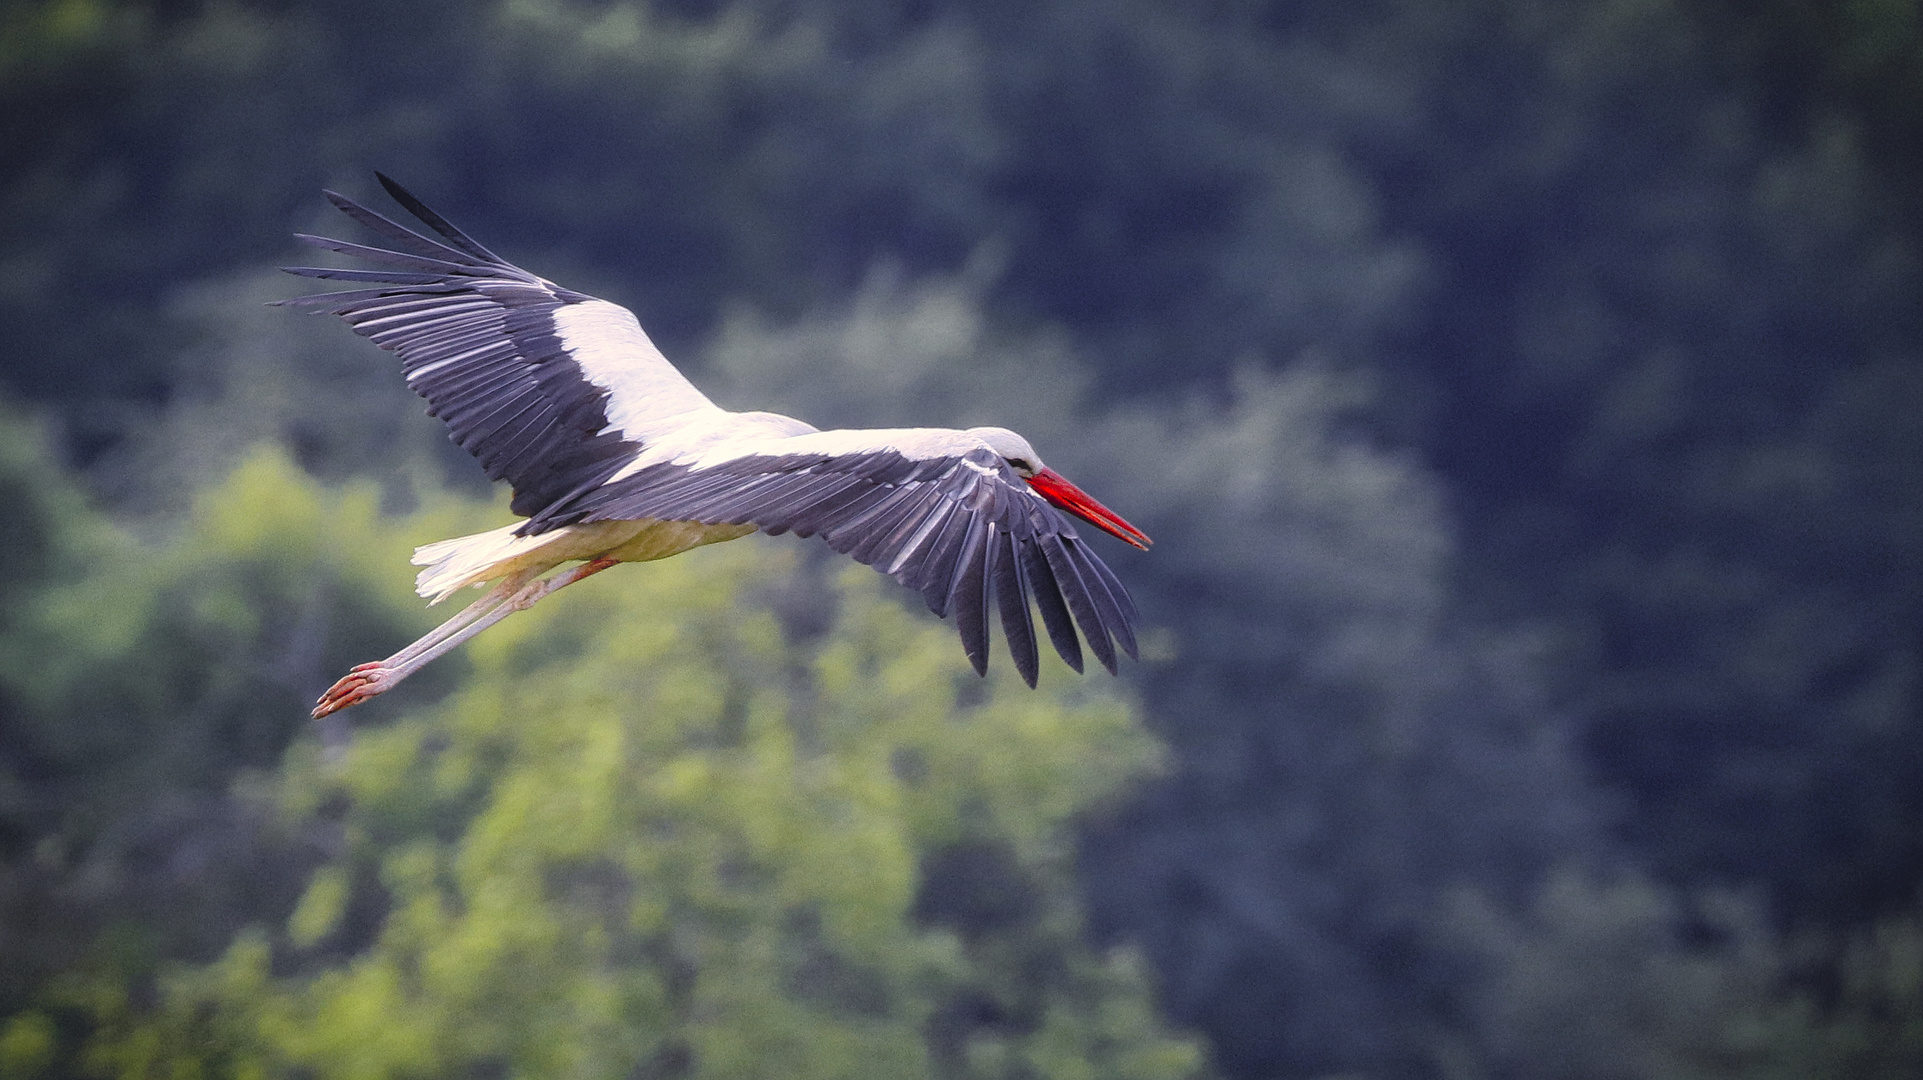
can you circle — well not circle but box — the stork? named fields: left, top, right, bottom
left=282, top=176, right=1151, bottom=718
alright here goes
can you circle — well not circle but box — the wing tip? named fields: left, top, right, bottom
left=374, top=171, right=407, bottom=201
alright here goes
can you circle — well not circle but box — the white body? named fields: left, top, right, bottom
left=413, top=518, right=757, bottom=604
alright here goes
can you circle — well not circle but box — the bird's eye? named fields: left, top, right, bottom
left=1007, top=457, right=1034, bottom=475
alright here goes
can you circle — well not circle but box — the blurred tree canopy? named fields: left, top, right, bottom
left=0, top=442, right=1205, bottom=1079
left=1, top=0, right=1919, bottom=1076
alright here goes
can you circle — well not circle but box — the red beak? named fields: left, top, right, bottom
left=1026, top=467, right=1152, bottom=550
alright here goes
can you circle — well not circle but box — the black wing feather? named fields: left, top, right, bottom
left=1078, top=544, right=1142, bottom=658
left=278, top=284, right=462, bottom=308
left=1019, top=539, right=1083, bottom=673
left=1065, top=537, right=1136, bottom=662
left=913, top=504, right=979, bottom=616
left=293, top=235, right=486, bottom=277
left=282, top=267, right=453, bottom=285
left=562, top=446, right=1139, bottom=682
left=322, top=189, right=488, bottom=264
left=852, top=492, right=950, bottom=568
left=1041, top=533, right=1118, bottom=675
left=376, top=172, right=510, bottom=264
left=991, top=526, right=1040, bottom=687
left=278, top=177, right=717, bottom=520
left=946, top=513, right=994, bottom=676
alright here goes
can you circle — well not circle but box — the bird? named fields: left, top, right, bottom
left=280, top=176, right=1152, bottom=719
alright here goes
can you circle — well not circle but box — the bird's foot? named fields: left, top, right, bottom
left=313, top=665, right=395, bottom=719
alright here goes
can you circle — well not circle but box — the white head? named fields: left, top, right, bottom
left=966, top=426, right=1045, bottom=478
left=963, top=426, right=1151, bottom=549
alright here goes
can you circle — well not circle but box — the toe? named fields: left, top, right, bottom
left=313, top=667, right=391, bottom=719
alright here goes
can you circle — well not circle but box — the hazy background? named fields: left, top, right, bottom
left=1, top=1, right=1919, bottom=1076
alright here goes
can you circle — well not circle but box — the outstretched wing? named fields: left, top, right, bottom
left=549, top=428, right=1141, bottom=686
left=276, top=174, right=722, bottom=518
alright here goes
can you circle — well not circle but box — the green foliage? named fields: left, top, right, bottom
left=1435, top=872, right=1923, bottom=1080
left=4, top=442, right=468, bottom=802
left=0, top=1, right=122, bottom=79
left=1760, top=903, right=1923, bottom=1080
left=1437, top=871, right=1781, bottom=1079
left=5, top=452, right=1203, bottom=1078
left=0, top=433, right=491, bottom=1023
left=0, top=1011, right=57, bottom=1080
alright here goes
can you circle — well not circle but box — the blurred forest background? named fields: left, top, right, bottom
left=1, top=0, right=1919, bottom=1076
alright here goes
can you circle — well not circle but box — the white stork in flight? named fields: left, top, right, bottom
left=282, top=176, right=1151, bottom=718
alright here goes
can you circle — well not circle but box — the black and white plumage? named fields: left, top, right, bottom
left=282, top=176, right=1151, bottom=718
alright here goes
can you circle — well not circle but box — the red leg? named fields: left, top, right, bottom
left=313, top=559, right=618, bottom=719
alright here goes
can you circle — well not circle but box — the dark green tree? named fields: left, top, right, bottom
left=29, top=490, right=1205, bottom=1078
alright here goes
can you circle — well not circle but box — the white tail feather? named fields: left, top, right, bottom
left=412, top=523, right=563, bottom=603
